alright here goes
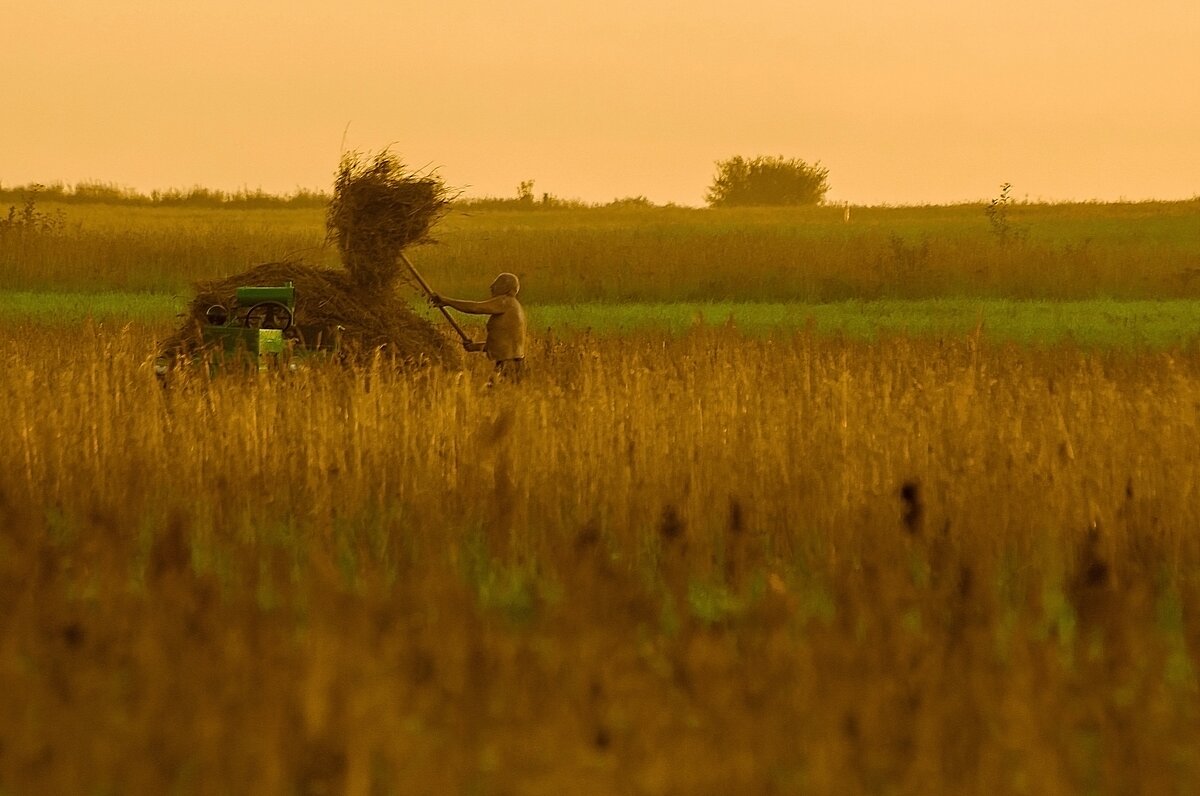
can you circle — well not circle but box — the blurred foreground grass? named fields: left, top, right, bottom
left=3, top=322, right=1200, bottom=793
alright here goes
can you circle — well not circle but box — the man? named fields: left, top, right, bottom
left=432, top=272, right=526, bottom=379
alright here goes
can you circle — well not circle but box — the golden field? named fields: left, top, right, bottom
left=3, top=321, right=1199, bottom=794
left=3, top=199, right=1199, bottom=301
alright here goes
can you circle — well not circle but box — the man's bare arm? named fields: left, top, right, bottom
left=439, top=296, right=509, bottom=315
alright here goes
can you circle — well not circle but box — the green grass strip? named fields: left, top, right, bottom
left=531, top=299, right=1200, bottom=348
left=2, top=291, right=1199, bottom=348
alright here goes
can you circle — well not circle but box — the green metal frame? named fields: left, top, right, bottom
left=193, top=282, right=340, bottom=372
left=200, top=326, right=286, bottom=371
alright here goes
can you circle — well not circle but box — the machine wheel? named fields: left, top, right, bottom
left=242, top=301, right=294, bottom=331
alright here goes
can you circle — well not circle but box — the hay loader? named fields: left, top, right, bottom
left=155, top=281, right=340, bottom=375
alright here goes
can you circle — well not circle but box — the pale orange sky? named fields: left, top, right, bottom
left=3, top=1, right=1197, bottom=206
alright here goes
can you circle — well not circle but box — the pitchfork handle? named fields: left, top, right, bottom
left=399, top=252, right=471, bottom=343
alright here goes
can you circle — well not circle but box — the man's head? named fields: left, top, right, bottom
left=490, top=272, right=520, bottom=297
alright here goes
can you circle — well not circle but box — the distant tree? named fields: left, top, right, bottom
left=984, top=182, right=1026, bottom=246
left=516, top=179, right=536, bottom=206
left=706, top=155, right=829, bottom=207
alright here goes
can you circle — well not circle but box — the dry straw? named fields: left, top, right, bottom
left=161, top=261, right=461, bottom=367
left=160, top=151, right=459, bottom=367
left=326, top=150, right=453, bottom=290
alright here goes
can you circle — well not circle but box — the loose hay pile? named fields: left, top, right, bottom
left=159, top=261, right=461, bottom=367
left=159, top=151, right=460, bottom=368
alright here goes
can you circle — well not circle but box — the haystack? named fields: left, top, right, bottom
left=159, top=261, right=461, bottom=367
left=159, top=151, right=461, bottom=368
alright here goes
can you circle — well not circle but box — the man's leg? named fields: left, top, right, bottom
left=492, top=358, right=525, bottom=384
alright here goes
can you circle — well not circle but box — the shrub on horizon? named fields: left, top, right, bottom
left=705, top=155, right=830, bottom=207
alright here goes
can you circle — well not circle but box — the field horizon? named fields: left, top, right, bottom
left=6, top=179, right=1197, bottom=210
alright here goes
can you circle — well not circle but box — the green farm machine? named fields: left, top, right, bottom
left=156, top=281, right=340, bottom=375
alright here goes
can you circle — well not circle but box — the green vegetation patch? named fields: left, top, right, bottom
left=532, top=299, right=1200, bottom=348
left=3, top=291, right=1199, bottom=348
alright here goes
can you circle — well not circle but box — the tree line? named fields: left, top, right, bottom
left=2, top=155, right=831, bottom=210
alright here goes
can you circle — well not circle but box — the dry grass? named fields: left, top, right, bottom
left=3, top=323, right=1200, bottom=794
left=3, top=200, right=1198, bottom=301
